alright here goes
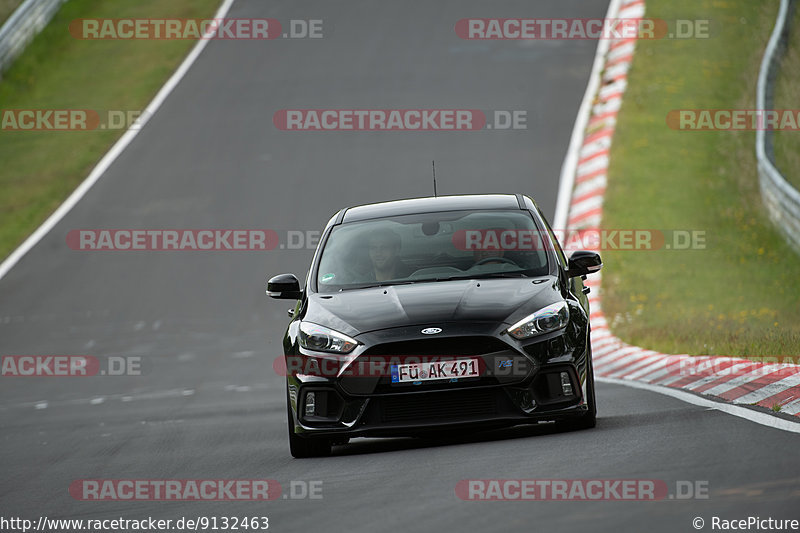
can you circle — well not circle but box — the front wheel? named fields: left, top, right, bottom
left=287, top=392, right=332, bottom=458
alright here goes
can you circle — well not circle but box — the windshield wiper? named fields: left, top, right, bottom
left=336, top=272, right=539, bottom=290
left=431, top=271, right=534, bottom=282
left=337, top=280, right=417, bottom=291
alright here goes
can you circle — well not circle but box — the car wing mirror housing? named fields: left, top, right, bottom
left=267, top=273, right=303, bottom=299
left=566, top=250, right=602, bottom=278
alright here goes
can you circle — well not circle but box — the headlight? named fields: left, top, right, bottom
left=298, top=322, right=359, bottom=354
left=507, top=301, right=569, bottom=340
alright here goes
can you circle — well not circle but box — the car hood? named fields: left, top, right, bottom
left=304, top=276, right=562, bottom=337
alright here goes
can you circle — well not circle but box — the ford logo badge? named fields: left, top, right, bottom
left=421, top=327, right=442, bottom=335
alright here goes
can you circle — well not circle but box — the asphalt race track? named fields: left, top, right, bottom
left=0, top=1, right=798, bottom=532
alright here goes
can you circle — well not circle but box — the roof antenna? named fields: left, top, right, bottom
left=432, top=160, right=438, bottom=197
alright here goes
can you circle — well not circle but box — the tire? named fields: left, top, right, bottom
left=565, top=348, right=597, bottom=430
left=287, top=392, right=332, bottom=458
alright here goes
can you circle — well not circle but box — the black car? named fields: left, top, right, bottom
left=267, top=193, right=602, bottom=457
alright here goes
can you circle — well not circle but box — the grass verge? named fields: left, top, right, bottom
left=601, top=0, right=800, bottom=359
left=0, top=0, right=220, bottom=260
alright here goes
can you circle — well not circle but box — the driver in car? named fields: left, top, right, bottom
left=368, top=228, right=413, bottom=281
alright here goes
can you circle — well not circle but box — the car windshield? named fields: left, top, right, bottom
left=316, top=209, right=551, bottom=292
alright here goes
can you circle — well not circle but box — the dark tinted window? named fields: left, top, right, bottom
left=316, top=210, right=549, bottom=292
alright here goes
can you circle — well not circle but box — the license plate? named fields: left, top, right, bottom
left=391, top=358, right=480, bottom=383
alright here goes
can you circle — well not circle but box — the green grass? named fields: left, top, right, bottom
left=0, top=0, right=220, bottom=259
left=772, top=6, right=800, bottom=190
left=601, top=0, right=800, bottom=359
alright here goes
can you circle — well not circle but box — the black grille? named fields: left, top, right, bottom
left=379, top=389, right=497, bottom=423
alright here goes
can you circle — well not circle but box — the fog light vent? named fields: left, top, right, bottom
left=304, top=391, right=316, bottom=416
left=560, top=372, right=573, bottom=396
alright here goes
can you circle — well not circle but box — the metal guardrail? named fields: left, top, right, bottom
left=756, top=0, right=800, bottom=254
left=0, top=0, right=66, bottom=79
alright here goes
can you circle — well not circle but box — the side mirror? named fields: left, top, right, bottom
left=566, top=250, right=602, bottom=278
left=267, top=273, right=303, bottom=300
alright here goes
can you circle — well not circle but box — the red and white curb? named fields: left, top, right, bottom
left=561, top=0, right=800, bottom=422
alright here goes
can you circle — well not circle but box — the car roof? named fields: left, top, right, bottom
left=340, top=194, right=531, bottom=223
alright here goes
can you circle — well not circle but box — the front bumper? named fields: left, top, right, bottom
left=285, top=316, right=590, bottom=439
left=289, top=379, right=590, bottom=439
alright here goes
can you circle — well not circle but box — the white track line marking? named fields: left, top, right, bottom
left=0, top=0, right=237, bottom=282
left=598, top=377, right=800, bottom=434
